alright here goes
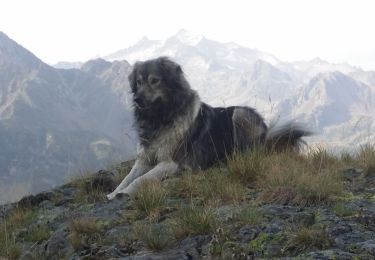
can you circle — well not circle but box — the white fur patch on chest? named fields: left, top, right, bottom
left=145, top=98, right=201, bottom=162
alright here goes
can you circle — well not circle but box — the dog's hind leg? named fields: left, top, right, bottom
left=115, top=161, right=178, bottom=196
left=232, top=107, right=267, bottom=151
left=107, top=159, right=152, bottom=200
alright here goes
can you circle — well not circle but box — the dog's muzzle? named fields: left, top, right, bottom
left=134, top=96, right=146, bottom=109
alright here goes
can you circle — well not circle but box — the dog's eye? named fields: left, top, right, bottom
left=149, top=77, right=160, bottom=86
left=136, top=79, right=142, bottom=86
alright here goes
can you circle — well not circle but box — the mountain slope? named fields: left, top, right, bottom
left=0, top=32, right=135, bottom=204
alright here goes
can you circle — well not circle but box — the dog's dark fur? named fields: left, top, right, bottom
left=107, top=57, right=311, bottom=198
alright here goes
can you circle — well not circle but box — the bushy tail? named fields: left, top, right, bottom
left=265, top=121, right=313, bottom=152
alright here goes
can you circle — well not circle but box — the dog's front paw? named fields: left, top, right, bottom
left=107, top=192, right=117, bottom=200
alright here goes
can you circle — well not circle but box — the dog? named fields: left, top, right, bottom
left=107, top=57, right=311, bottom=199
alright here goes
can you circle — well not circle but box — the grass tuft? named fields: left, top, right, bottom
left=132, top=180, right=167, bottom=217
left=0, top=207, right=37, bottom=258
left=70, top=171, right=107, bottom=203
left=68, top=217, right=104, bottom=250
left=308, top=146, right=340, bottom=171
left=285, top=226, right=331, bottom=253
left=227, top=148, right=267, bottom=185
left=234, top=206, right=263, bottom=225
left=355, top=144, right=375, bottom=176
left=255, top=152, right=343, bottom=206
left=133, top=222, right=171, bottom=251
left=170, top=169, right=247, bottom=205
left=332, top=203, right=356, bottom=217
left=171, top=204, right=216, bottom=238
left=25, top=225, right=51, bottom=243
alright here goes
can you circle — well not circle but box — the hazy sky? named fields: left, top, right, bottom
left=1, top=0, right=375, bottom=70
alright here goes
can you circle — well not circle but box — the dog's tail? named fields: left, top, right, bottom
left=265, top=121, right=313, bottom=152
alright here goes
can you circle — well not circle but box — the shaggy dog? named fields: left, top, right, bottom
left=107, top=57, right=310, bottom=199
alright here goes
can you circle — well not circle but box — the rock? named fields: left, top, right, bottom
left=238, top=225, right=259, bottom=242
left=215, top=205, right=239, bottom=222
left=263, top=221, right=283, bottom=234
left=105, top=226, right=132, bottom=242
left=289, top=212, right=315, bottom=226
left=19, top=251, right=33, bottom=260
left=40, top=229, right=73, bottom=259
left=17, top=191, right=54, bottom=208
left=326, top=223, right=352, bottom=237
left=357, top=240, right=375, bottom=256
left=303, top=249, right=356, bottom=260
left=91, top=170, right=117, bottom=192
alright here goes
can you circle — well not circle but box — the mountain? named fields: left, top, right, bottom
left=2, top=29, right=375, bottom=203
left=103, top=30, right=375, bottom=149
left=0, top=32, right=136, bottom=204
left=53, top=61, right=83, bottom=69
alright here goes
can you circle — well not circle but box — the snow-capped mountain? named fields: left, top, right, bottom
left=2, top=29, right=375, bottom=203
left=103, top=29, right=375, bottom=148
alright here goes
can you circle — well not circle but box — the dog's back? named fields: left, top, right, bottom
left=175, top=103, right=310, bottom=170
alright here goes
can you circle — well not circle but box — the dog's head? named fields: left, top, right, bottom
left=128, top=57, right=188, bottom=110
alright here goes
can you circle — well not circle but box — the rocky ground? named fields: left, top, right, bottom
left=1, top=157, right=375, bottom=260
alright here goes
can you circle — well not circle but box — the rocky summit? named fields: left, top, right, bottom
left=1, top=148, right=375, bottom=260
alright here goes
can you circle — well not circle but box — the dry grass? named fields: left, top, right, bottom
left=224, top=146, right=344, bottom=206
left=0, top=207, right=37, bottom=259
left=355, top=144, right=375, bottom=176
left=308, top=146, right=341, bottom=171
left=68, top=217, right=104, bottom=250
left=171, top=204, right=217, bottom=238
left=70, top=171, right=107, bottom=203
left=256, top=151, right=343, bottom=206
left=132, top=180, right=167, bottom=218
left=108, top=160, right=134, bottom=185
left=234, top=206, right=263, bottom=225
left=285, top=226, right=331, bottom=253
left=170, top=169, right=247, bottom=205
left=227, top=148, right=267, bottom=185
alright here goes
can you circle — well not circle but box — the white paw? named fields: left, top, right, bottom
left=106, top=192, right=117, bottom=200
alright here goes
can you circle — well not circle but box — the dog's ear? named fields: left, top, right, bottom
left=158, top=57, right=183, bottom=75
left=128, top=62, right=143, bottom=91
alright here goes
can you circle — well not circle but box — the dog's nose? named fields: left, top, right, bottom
left=134, top=96, right=145, bottom=108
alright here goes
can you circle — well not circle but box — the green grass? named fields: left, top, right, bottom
left=24, top=225, right=51, bottom=243
left=234, top=206, right=263, bottom=225
left=132, top=180, right=167, bottom=218
left=332, top=202, right=356, bottom=217
left=171, top=204, right=217, bottom=238
left=133, top=221, right=171, bottom=251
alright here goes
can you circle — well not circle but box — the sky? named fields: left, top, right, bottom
left=1, top=0, right=375, bottom=70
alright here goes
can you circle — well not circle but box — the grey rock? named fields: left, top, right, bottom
left=326, top=223, right=352, bottom=237
left=357, top=240, right=375, bottom=256
left=19, top=251, right=33, bottom=260
left=41, top=229, right=73, bottom=259
left=215, top=205, right=239, bottom=222
left=303, top=249, right=356, bottom=260
left=238, top=225, right=259, bottom=242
